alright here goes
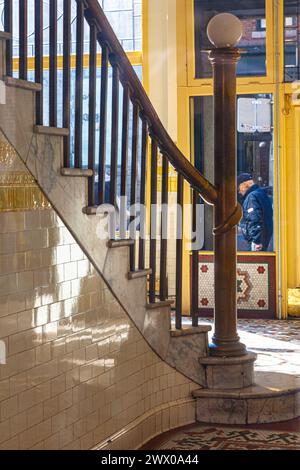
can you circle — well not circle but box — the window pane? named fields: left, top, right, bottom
left=284, top=0, right=300, bottom=82
left=194, top=0, right=267, bottom=79
left=0, top=0, right=143, bottom=57
left=98, top=0, right=142, bottom=52
left=191, top=94, right=274, bottom=252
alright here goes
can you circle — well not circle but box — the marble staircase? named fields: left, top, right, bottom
left=0, top=32, right=211, bottom=388
left=1, top=32, right=300, bottom=425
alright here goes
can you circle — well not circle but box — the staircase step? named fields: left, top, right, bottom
left=170, top=325, right=212, bottom=337
left=61, top=168, right=93, bottom=177
left=128, top=269, right=152, bottom=280
left=146, top=300, right=174, bottom=310
left=107, top=239, right=135, bottom=249
left=0, top=31, right=11, bottom=41
left=82, top=206, right=98, bottom=215
left=34, top=125, right=69, bottom=137
left=4, top=76, right=42, bottom=92
left=193, top=372, right=300, bottom=425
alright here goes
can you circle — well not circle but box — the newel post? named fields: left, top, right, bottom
left=207, top=14, right=247, bottom=357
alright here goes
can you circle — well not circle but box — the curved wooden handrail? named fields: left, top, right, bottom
left=84, top=0, right=218, bottom=206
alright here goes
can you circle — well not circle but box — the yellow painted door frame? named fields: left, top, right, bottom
left=176, top=0, right=291, bottom=319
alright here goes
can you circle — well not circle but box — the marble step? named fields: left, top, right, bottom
left=4, top=76, right=42, bottom=92
left=170, top=325, right=212, bottom=337
left=61, top=168, right=93, bottom=177
left=34, top=125, right=69, bottom=137
left=108, top=239, right=135, bottom=249
left=146, top=300, right=174, bottom=310
left=127, top=269, right=152, bottom=280
left=193, top=371, right=300, bottom=425
left=0, top=31, right=11, bottom=41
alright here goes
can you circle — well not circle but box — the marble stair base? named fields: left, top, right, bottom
left=198, top=353, right=257, bottom=389
left=193, top=371, right=300, bottom=425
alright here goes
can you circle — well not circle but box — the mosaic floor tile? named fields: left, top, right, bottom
left=157, top=425, right=300, bottom=450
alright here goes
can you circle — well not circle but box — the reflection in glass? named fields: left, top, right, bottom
left=191, top=94, right=274, bottom=252
left=0, top=0, right=142, bottom=55
left=284, top=0, right=300, bottom=82
left=194, top=0, right=267, bottom=78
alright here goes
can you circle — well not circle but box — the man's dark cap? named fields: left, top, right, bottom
left=237, top=173, right=253, bottom=188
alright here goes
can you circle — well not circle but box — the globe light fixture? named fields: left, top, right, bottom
left=207, top=13, right=243, bottom=48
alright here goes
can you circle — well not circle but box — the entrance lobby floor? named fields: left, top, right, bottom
left=142, top=420, right=300, bottom=450
left=153, top=318, right=300, bottom=450
left=185, top=318, right=300, bottom=376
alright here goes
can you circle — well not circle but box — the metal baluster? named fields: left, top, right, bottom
left=160, top=154, right=169, bottom=301
left=176, top=174, right=184, bottom=329
left=35, top=0, right=43, bottom=125
left=19, top=0, right=28, bottom=80
left=138, top=118, right=148, bottom=270
left=88, top=21, right=97, bottom=206
left=49, top=0, right=57, bottom=126
left=130, top=101, right=139, bottom=270
left=120, top=83, right=130, bottom=239
left=98, top=43, right=109, bottom=204
left=149, top=137, right=158, bottom=304
left=191, top=190, right=200, bottom=327
left=74, top=0, right=84, bottom=167
left=63, top=0, right=71, bottom=166
left=109, top=56, right=120, bottom=209
left=4, top=0, right=13, bottom=77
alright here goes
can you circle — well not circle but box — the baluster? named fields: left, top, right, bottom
left=63, top=0, right=71, bottom=166
left=176, top=174, right=184, bottom=329
left=88, top=21, right=97, bottom=206
left=19, top=0, right=28, bottom=80
left=109, top=56, right=120, bottom=209
left=74, top=0, right=84, bottom=168
left=98, top=44, right=109, bottom=204
left=4, top=0, right=13, bottom=77
left=191, top=190, right=199, bottom=327
left=138, top=118, right=148, bottom=271
left=160, top=154, right=169, bottom=301
left=129, top=101, right=139, bottom=270
left=149, top=137, right=158, bottom=304
left=120, top=83, right=130, bottom=239
left=49, top=0, right=57, bottom=127
left=35, top=0, right=43, bottom=125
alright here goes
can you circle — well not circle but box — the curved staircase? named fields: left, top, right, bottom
left=0, top=1, right=299, bottom=427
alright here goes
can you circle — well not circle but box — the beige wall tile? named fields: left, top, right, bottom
left=0, top=233, right=16, bottom=255
left=1, top=396, right=18, bottom=421
left=0, top=207, right=195, bottom=451
left=0, top=274, right=17, bottom=296
left=27, top=403, right=43, bottom=428
left=0, top=213, right=25, bottom=234
left=9, top=327, right=43, bottom=355
left=25, top=212, right=41, bottom=230
left=0, top=435, right=19, bottom=450
left=0, top=253, right=25, bottom=275
left=16, top=229, right=48, bottom=252
left=0, top=313, right=18, bottom=338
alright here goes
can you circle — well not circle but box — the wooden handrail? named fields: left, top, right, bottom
left=84, top=0, right=218, bottom=206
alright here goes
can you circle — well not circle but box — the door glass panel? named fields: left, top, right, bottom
left=191, top=94, right=274, bottom=252
left=284, top=0, right=300, bottom=82
left=194, top=0, right=267, bottom=79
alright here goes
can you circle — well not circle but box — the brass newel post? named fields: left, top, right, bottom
left=207, top=15, right=247, bottom=357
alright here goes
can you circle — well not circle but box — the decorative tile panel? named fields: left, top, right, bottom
left=194, top=254, right=276, bottom=319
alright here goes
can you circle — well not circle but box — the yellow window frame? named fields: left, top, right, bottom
left=185, top=0, right=276, bottom=87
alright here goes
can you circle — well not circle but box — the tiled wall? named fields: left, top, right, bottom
left=0, top=206, right=197, bottom=450
left=0, top=126, right=199, bottom=450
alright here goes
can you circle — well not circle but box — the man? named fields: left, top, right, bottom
left=237, top=173, right=273, bottom=252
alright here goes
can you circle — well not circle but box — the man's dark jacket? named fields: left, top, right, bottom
left=240, top=184, right=273, bottom=250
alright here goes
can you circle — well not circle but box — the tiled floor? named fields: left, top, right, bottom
left=146, top=318, right=300, bottom=450
left=143, top=420, right=300, bottom=450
